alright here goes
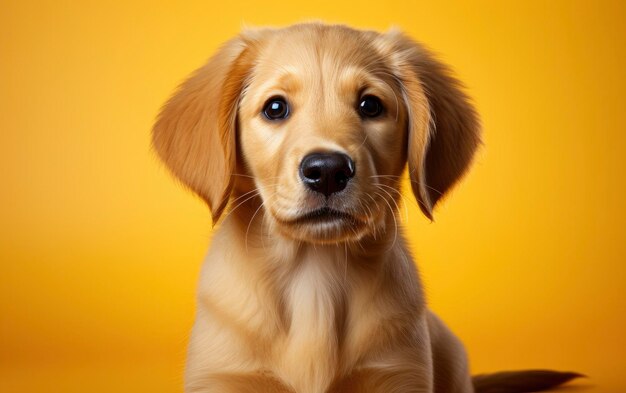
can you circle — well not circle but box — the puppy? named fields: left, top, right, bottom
left=153, top=23, right=580, bottom=393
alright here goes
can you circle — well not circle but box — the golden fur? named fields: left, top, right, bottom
left=152, top=23, right=577, bottom=393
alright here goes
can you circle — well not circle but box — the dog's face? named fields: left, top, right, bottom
left=238, top=27, right=412, bottom=243
left=153, top=23, right=480, bottom=244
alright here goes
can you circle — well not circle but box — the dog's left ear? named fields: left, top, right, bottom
left=152, top=35, right=257, bottom=224
left=383, top=30, right=481, bottom=219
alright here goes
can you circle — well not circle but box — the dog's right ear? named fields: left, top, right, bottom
left=381, top=30, right=481, bottom=220
left=152, top=36, right=256, bottom=224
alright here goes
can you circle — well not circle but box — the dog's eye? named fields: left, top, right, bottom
left=358, top=95, right=383, bottom=118
left=263, top=97, right=289, bottom=120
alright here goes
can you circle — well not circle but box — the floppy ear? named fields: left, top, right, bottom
left=152, top=37, right=253, bottom=224
left=385, top=31, right=481, bottom=219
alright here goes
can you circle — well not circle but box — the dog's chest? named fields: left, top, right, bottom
left=274, top=248, right=348, bottom=393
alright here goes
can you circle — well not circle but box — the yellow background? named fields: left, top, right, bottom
left=2, top=0, right=625, bottom=391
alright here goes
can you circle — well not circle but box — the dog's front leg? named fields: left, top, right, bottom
left=328, top=366, right=433, bottom=393
left=185, top=372, right=294, bottom=393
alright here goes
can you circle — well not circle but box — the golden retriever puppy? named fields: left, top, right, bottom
left=153, top=23, right=580, bottom=393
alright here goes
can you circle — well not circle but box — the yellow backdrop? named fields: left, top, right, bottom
left=2, top=0, right=624, bottom=392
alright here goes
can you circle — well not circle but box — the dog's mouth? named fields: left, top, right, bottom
left=291, top=207, right=359, bottom=225
left=271, top=206, right=369, bottom=243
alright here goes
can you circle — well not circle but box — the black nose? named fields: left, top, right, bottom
left=299, top=152, right=356, bottom=197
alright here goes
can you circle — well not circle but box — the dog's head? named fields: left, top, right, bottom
left=153, top=23, right=480, bottom=244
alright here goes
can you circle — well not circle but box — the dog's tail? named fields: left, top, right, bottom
left=472, top=369, right=584, bottom=393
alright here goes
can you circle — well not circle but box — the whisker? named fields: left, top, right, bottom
left=245, top=201, right=267, bottom=253
left=242, top=189, right=283, bottom=253
left=230, top=173, right=256, bottom=179
left=357, top=197, right=374, bottom=222
left=344, top=242, right=348, bottom=282
left=373, top=191, right=398, bottom=252
left=355, top=133, right=369, bottom=151
left=228, top=187, right=262, bottom=206
left=374, top=184, right=402, bottom=220
left=220, top=191, right=261, bottom=223
left=369, top=175, right=444, bottom=196
left=375, top=183, right=416, bottom=217
left=230, top=174, right=284, bottom=183
left=374, top=184, right=409, bottom=223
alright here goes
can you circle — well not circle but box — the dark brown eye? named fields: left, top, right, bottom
left=358, top=95, right=383, bottom=118
left=263, top=97, right=289, bottom=120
